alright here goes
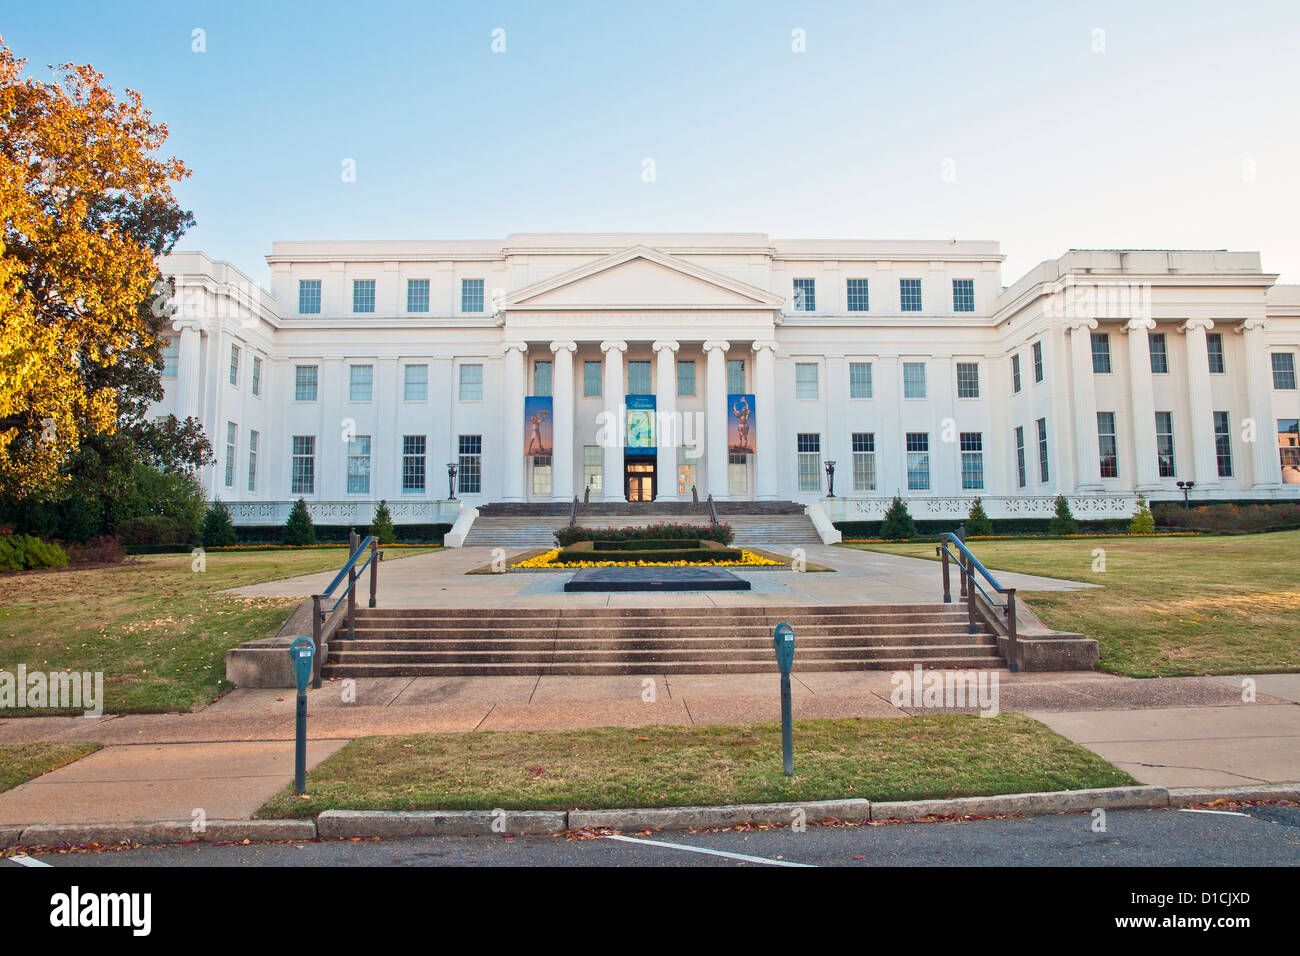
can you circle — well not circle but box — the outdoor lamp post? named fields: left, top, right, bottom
left=825, top=460, right=837, bottom=497
left=447, top=462, right=458, bottom=500
left=1176, top=479, right=1195, bottom=508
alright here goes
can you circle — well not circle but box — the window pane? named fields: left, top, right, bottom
left=352, top=279, right=375, bottom=313
left=628, top=360, right=651, bottom=394
left=677, top=360, right=695, bottom=396
left=461, top=278, right=485, bottom=313
left=248, top=430, right=258, bottom=492
left=1098, top=411, right=1118, bottom=478
left=900, top=278, right=922, bottom=312
left=1206, top=333, right=1225, bottom=374
left=952, top=278, right=974, bottom=312
left=458, top=434, right=482, bottom=493
left=727, top=359, right=745, bottom=394
left=794, top=362, right=818, bottom=399
left=1214, top=411, right=1232, bottom=477
left=294, top=365, right=318, bottom=401
left=584, top=361, right=602, bottom=397
left=402, top=435, right=427, bottom=492
left=1091, top=333, right=1112, bottom=374
left=1033, top=341, right=1044, bottom=382
left=347, top=436, right=371, bottom=494
left=796, top=433, right=820, bottom=491
left=1036, top=418, right=1049, bottom=482
left=1273, top=353, right=1297, bottom=390
left=1011, top=354, right=1021, bottom=392
left=1278, top=419, right=1300, bottom=483
left=459, top=363, right=483, bottom=401
left=404, top=364, right=428, bottom=401
left=349, top=364, right=373, bottom=402
left=956, top=362, right=979, bottom=398
left=534, top=360, right=553, bottom=397
left=846, top=278, right=869, bottom=312
left=793, top=278, right=815, bottom=311
left=906, top=432, right=929, bottom=490
left=406, top=278, right=430, bottom=313
left=852, top=432, right=875, bottom=491
left=960, top=432, right=983, bottom=490
left=903, top=362, right=926, bottom=398
left=298, top=280, right=321, bottom=314
left=1149, top=333, right=1169, bottom=374
left=1155, top=411, right=1176, bottom=477
left=849, top=362, right=872, bottom=398
left=161, top=338, right=179, bottom=378
left=291, top=435, right=315, bottom=495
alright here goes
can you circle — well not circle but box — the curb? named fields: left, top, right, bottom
left=5, top=784, right=1297, bottom=849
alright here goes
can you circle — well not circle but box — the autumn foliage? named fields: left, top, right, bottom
left=0, top=40, right=190, bottom=502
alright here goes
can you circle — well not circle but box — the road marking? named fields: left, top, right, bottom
left=9, top=855, right=52, bottom=867
left=1178, top=808, right=1251, bottom=817
left=604, top=834, right=814, bottom=867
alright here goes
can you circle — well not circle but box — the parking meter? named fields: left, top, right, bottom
left=289, top=637, right=315, bottom=794
left=773, top=623, right=795, bottom=775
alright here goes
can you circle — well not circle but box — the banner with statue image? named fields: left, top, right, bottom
left=524, top=396, right=552, bottom=457
left=728, top=393, right=755, bottom=454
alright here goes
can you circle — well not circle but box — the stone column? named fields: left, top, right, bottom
left=752, top=340, right=778, bottom=500
left=172, top=319, right=204, bottom=421
left=1123, top=318, right=1162, bottom=491
left=1237, top=319, right=1280, bottom=488
left=703, top=340, right=730, bottom=500
left=501, top=341, right=528, bottom=502
left=1179, top=319, right=1220, bottom=489
left=549, top=341, right=577, bottom=502
left=653, top=339, right=679, bottom=501
left=600, top=340, right=627, bottom=501
left=1066, top=319, right=1103, bottom=491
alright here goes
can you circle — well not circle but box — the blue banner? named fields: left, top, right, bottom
left=625, top=394, right=656, bottom=456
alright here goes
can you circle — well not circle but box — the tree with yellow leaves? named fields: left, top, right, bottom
left=0, top=39, right=191, bottom=504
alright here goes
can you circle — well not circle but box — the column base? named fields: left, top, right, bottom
left=1072, top=483, right=1104, bottom=493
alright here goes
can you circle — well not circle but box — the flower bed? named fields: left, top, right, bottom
left=554, top=539, right=742, bottom=565
left=554, top=522, right=733, bottom=547
left=513, top=547, right=781, bottom=569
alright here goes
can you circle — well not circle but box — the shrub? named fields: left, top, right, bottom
left=1049, top=495, right=1079, bottom=536
left=555, top=522, right=733, bottom=547
left=369, top=500, right=397, bottom=545
left=0, top=534, right=70, bottom=572
left=1128, top=494, right=1155, bottom=535
left=284, top=498, right=316, bottom=547
left=64, top=535, right=126, bottom=565
left=879, top=496, right=916, bottom=540
left=115, top=515, right=191, bottom=545
left=202, top=500, right=239, bottom=547
left=1153, top=502, right=1300, bottom=534
left=965, top=497, right=993, bottom=537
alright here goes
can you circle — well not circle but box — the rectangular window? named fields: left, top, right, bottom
left=1091, top=333, right=1112, bottom=374
left=727, top=453, right=748, bottom=495
left=458, top=363, right=483, bottom=401
left=1206, top=333, right=1225, bottom=374
left=161, top=338, right=179, bottom=378
left=796, top=433, right=821, bottom=492
left=900, top=278, right=922, bottom=312
left=794, top=362, right=818, bottom=399
left=793, top=278, right=816, bottom=311
left=457, top=435, right=482, bottom=494
left=628, top=360, right=651, bottom=395
left=251, top=355, right=262, bottom=396
left=585, top=445, right=604, bottom=495
left=1279, top=419, right=1300, bottom=484
left=952, top=278, right=975, bottom=312
left=1015, top=426, right=1027, bottom=489
left=1011, top=354, right=1021, bottom=393
left=1155, top=411, right=1176, bottom=478
left=461, top=278, right=485, bottom=313
left=846, top=278, right=869, bottom=312
left=229, top=344, right=240, bottom=386
left=248, top=430, right=258, bottom=492
left=291, top=436, right=316, bottom=495
left=956, top=362, right=980, bottom=398
left=402, top=435, right=427, bottom=493
left=849, top=362, right=872, bottom=399
left=583, top=360, right=602, bottom=397
left=224, top=422, right=237, bottom=487
left=677, top=360, right=696, bottom=396
left=346, top=436, right=371, bottom=494
left=727, top=359, right=745, bottom=394
left=1098, top=411, right=1118, bottom=478
left=349, top=364, right=374, bottom=402
left=1037, top=418, right=1049, bottom=483
left=1149, top=333, right=1169, bottom=374
left=404, top=364, right=428, bottom=401
left=903, top=361, right=926, bottom=399
left=294, top=365, right=318, bottom=402
left=534, top=360, right=553, bottom=397
left=352, top=279, right=375, bottom=313
left=906, top=432, right=930, bottom=490
left=1213, top=411, right=1232, bottom=478
left=298, top=279, right=321, bottom=314
left=406, top=278, right=430, bottom=313
left=1032, top=341, right=1044, bottom=383
left=1273, top=353, right=1297, bottom=389
left=675, top=446, right=693, bottom=496
left=960, top=432, right=984, bottom=490
left=851, top=432, right=876, bottom=491
left=532, top=456, right=552, bottom=497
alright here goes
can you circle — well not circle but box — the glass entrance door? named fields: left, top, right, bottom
left=625, top=462, right=656, bottom=501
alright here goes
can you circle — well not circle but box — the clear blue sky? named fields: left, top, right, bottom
left=6, top=0, right=1299, bottom=285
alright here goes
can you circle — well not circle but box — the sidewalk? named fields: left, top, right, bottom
left=2, top=670, right=1298, bottom=828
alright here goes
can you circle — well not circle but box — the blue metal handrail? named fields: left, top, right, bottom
left=319, top=535, right=376, bottom=603
left=309, top=532, right=382, bottom=689
left=329, top=544, right=380, bottom=615
left=936, top=531, right=1020, bottom=673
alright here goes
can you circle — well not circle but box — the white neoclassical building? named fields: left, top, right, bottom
left=153, top=234, right=1300, bottom=529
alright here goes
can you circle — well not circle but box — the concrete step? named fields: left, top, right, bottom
left=347, top=622, right=984, bottom=640
left=332, top=633, right=996, bottom=653
left=330, top=644, right=1000, bottom=665
left=322, top=655, right=1005, bottom=677
left=353, top=603, right=961, bottom=619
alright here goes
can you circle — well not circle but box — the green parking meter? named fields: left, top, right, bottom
left=289, top=637, right=315, bottom=794
left=774, top=622, right=795, bottom=775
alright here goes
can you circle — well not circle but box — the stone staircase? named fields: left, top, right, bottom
left=322, top=604, right=1003, bottom=677
left=725, top=515, right=823, bottom=547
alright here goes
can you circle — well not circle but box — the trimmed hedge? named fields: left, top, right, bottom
left=556, top=522, right=733, bottom=547
left=835, top=517, right=1132, bottom=538
left=0, top=534, right=70, bottom=572
left=1152, top=502, right=1300, bottom=534
left=232, top=523, right=451, bottom=545
left=591, top=538, right=701, bottom=551
left=555, top=540, right=742, bottom=564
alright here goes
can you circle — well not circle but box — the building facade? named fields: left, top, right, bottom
left=153, top=235, right=1300, bottom=526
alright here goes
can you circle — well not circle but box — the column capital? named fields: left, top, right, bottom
left=502, top=341, right=529, bottom=355
left=600, top=339, right=627, bottom=355
left=171, top=317, right=207, bottom=335
left=752, top=339, right=779, bottom=354
left=1235, top=318, right=1270, bottom=335
left=1178, top=318, right=1215, bottom=334
left=702, top=339, right=730, bottom=354
left=651, top=339, right=680, bottom=354
left=1064, top=318, right=1099, bottom=333
left=1121, top=318, right=1157, bottom=333
left=549, top=340, right=577, bottom=355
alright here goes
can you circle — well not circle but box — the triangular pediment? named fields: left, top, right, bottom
left=505, top=246, right=783, bottom=310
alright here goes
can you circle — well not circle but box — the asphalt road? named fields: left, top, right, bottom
left=5, top=805, right=1299, bottom=867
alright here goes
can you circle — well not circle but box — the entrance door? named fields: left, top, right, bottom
left=625, top=461, right=656, bottom=501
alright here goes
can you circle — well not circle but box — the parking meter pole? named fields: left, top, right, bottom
left=289, top=637, right=316, bottom=795
left=773, top=622, right=796, bottom=776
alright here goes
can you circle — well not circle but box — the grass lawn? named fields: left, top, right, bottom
left=257, top=713, right=1135, bottom=816
left=0, top=547, right=441, bottom=715
left=0, top=742, right=100, bottom=793
left=845, top=531, right=1300, bottom=677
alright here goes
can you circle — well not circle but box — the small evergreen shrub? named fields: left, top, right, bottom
left=283, top=498, right=316, bottom=547
left=1049, top=494, right=1079, bottom=536
left=369, top=500, right=397, bottom=545
left=0, top=534, right=70, bottom=572
left=202, top=500, right=239, bottom=547
left=879, top=496, right=917, bottom=540
left=965, top=497, right=993, bottom=537
left=1128, top=494, right=1155, bottom=535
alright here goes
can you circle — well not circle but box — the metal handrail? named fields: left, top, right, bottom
left=706, top=493, right=719, bottom=526
left=318, top=534, right=377, bottom=604
left=936, top=531, right=1019, bottom=673
left=569, top=494, right=580, bottom=527
left=308, top=531, right=383, bottom=689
